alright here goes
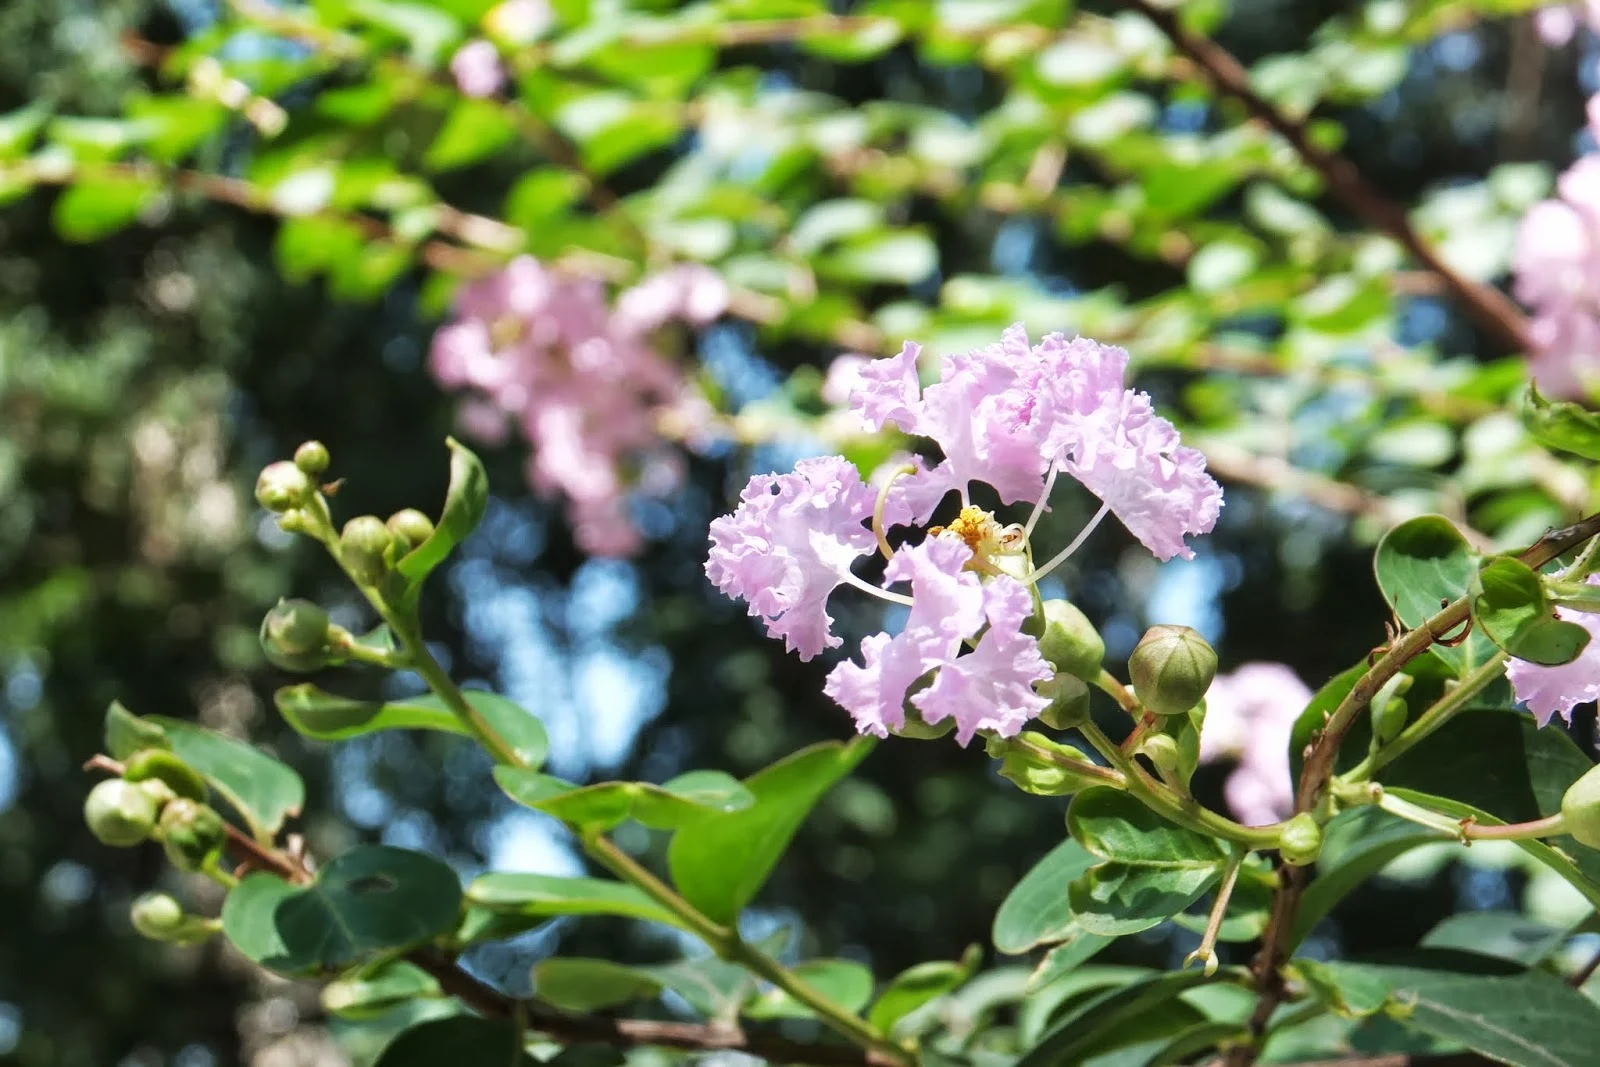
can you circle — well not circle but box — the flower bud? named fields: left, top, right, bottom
left=386, top=508, right=436, bottom=553
left=130, top=892, right=186, bottom=940
left=255, top=461, right=313, bottom=513
left=987, top=731, right=1105, bottom=797
left=135, top=777, right=178, bottom=810
left=1032, top=600, right=1105, bottom=681
left=158, top=798, right=226, bottom=872
left=1562, top=763, right=1600, bottom=849
left=340, top=516, right=393, bottom=584
left=260, top=598, right=334, bottom=671
left=85, top=779, right=160, bottom=847
left=1128, top=625, right=1217, bottom=717
left=1279, top=812, right=1323, bottom=867
left=123, top=749, right=207, bottom=803
left=1139, top=733, right=1182, bottom=782
left=293, top=440, right=330, bottom=475
left=1036, top=672, right=1091, bottom=730
left=1369, top=673, right=1412, bottom=746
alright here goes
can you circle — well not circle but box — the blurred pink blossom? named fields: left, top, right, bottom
left=1536, top=2, right=1600, bottom=46
left=450, top=39, right=506, bottom=98
left=430, top=256, right=724, bottom=556
left=1198, top=662, right=1312, bottom=827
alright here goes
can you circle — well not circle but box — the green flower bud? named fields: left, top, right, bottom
left=1279, top=812, right=1323, bottom=867
left=158, top=798, right=226, bottom=872
left=135, top=777, right=178, bottom=810
left=1139, top=733, right=1182, bottom=782
left=1128, top=625, right=1217, bottom=717
left=1036, top=672, right=1091, bottom=730
left=293, top=440, right=331, bottom=475
left=1562, top=763, right=1600, bottom=849
left=85, top=779, right=160, bottom=847
left=1032, top=600, right=1105, bottom=681
left=130, top=892, right=186, bottom=940
left=255, top=461, right=313, bottom=513
left=259, top=598, right=334, bottom=671
left=988, top=731, right=1105, bottom=797
left=1369, top=673, right=1412, bottom=746
left=386, top=509, right=436, bottom=553
left=340, top=516, right=393, bottom=584
left=123, top=749, right=207, bottom=803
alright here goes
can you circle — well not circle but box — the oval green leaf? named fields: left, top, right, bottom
left=147, top=715, right=304, bottom=838
left=992, top=838, right=1099, bottom=954
left=1373, top=515, right=1485, bottom=672
left=493, top=767, right=754, bottom=830
left=1471, top=556, right=1590, bottom=665
left=276, top=685, right=549, bottom=767
left=396, top=438, right=488, bottom=583
left=744, top=959, right=874, bottom=1020
left=465, top=872, right=689, bottom=931
left=533, top=958, right=663, bottom=1012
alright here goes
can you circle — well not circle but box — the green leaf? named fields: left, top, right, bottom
left=800, top=16, right=905, bottom=61
left=0, top=102, right=50, bottom=160
left=668, top=738, right=873, bottom=924
left=104, top=700, right=171, bottom=760
left=126, top=96, right=226, bottom=162
left=397, top=438, right=488, bottom=582
left=147, top=716, right=304, bottom=838
left=323, top=961, right=444, bottom=1019
left=641, top=930, right=790, bottom=1021
left=349, top=0, right=463, bottom=67
left=52, top=177, right=160, bottom=243
left=274, top=216, right=367, bottom=283
left=817, top=231, right=939, bottom=286
left=1067, top=788, right=1230, bottom=867
left=992, top=838, right=1099, bottom=954
left=374, top=1017, right=536, bottom=1067
left=465, top=872, right=689, bottom=930
left=1471, top=556, right=1590, bottom=665
left=1290, top=807, right=1437, bottom=949
left=504, top=168, right=586, bottom=233
left=868, top=948, right=979, bottom=1033
left=494, top=767, right=754, bottom=830
left=1068, top=862, right=1223, bottom=936
left=1024, top=930, right=1115, bottom=993
left=1420, top=912, right=1570, bottom=967
left=1524, top=383, right=1600, bottom=461
left=744, top=959, right=874, bottom=1019
left=1373, top=515, right=1487, bottom=672
left=222, top=845, right=462, bottom=974
left=533, top=958, right=663, bottom=1012
left=557, top=94, right=683, bottom=176
left=1309, top=953, right=1600, bottom=1067
left=1017, top=970, right=1221, bottom=1067
left=276, top=685, right=548, bottom=767
left=424, top=98, right=518, bottom=171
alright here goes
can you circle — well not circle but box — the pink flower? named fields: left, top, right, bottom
left=821, top=354, right=870, bottom=408
left=614, top=265, right=729, bottom=335
left=912, top=578, right=1053, bottom=744
left=450, top=39, right=506, bottom=98
left=852, top=341, right=925, bottom=434
left=1198, top=663, right=1312, bottom=827
left=1507, top=575, right=1600, bottom=725
left=706, top=457, right=879, bottom=660
left=1536, top=2, right=1600, bottom=46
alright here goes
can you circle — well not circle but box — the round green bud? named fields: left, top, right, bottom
left=1369, top=673, right=1412, bottom=746
left=255, top=461, right=313, bottom=513
left=340, top=516, right=393, bottom=584
left=158, top=798, right=226, bottom=872
left=386, top=509, right=436, bottom=553
left=259, top=598, right=334, bottom=673
left=1562, top=763, right=1600, bottom=849
left=85, top=779, right=160, bottom=847
left=1032, top=600, right=1106, bottom=681
left=293, top=440, right=330, bottom=476
left=124, top=749, right=207, bottom=803
left=1128, top=625, right=1217, bottom=717
left=130, top=892, right=186, bottom=940
left=1279, top=812, right=1323, bottom=867
left=1036, top=672, right=1091, bottom=730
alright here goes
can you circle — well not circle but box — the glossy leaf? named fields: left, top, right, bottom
left=1471, top=556, right=1590, bottom=666
left=396, top=438, right=488, bottom=582
left=1290, top=808, right=1437, bottom=948
left=1017, top=970, right=1221, bottom=1067
left=744, top=959, right=874, bottom=1019
left=1420, top=912, right=1570, bottom=967
left=533, top=958, right=662, bottom=1012
left=668, top=738, right=873, bottom=924
left=222, top=845, right=461, bottom=974
left=1066, top=788, right=1230, bottom=867
left=53, top=178, right=160, bottom=243
left=424, top=99, right=517, bottom=171
left=374, top=1017, right=536, bottom=1067
left=1372, top=515, right=1486, bottom=672
left=1067, top=862, right=1223, bottom=936
left=278, top=685, right=548, bottom=768
left=1523, top=383, right=1600, bottom=461
left=147, top=715, right=304, bottom=838
left=323, top=961, right=443, bottom=1019
left=992, top=838, right=1099, bottom=954
left=465, top=872, right=689, bottom=930
left=1024, top=931, right=1116, bottom=993
left=493, top=767, right=753, bottom=830
left=868, top=947, right=979, bottom=1034
left=104, top=700, right=170, bottom=760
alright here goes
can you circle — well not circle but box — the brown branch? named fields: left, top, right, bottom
left=1118, top=0, right=1532, bottom=353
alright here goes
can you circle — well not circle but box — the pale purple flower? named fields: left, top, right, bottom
left=614, top=265, right=729, bottom=334
left=1507, top=575, right=1600, bottom=725
left=451, top=39, right=506, bottom=98
left=706, top=457, right=879, bottom=660
left=1536, top=2, right=1600, bottom=46
left=821, top=353, right=870, bottom=408
left=1198, top=663, right=1312, bottom=827
left=912, top=578, right=1053, bottom=744
left=852, top=341, right=924, bottom=434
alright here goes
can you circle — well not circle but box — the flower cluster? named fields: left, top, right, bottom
left=1507, top=574, right=1600, bottom=725
left=1513, top=97, right=1600, bottom=397
left=706, top=326, right=1223, bottom=743
left=431, top=255, right=727, bottom=555
left=1197, top=663, right=1312, bottom=826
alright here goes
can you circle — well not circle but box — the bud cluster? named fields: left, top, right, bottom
left=83, top=752, right=226, bottom=874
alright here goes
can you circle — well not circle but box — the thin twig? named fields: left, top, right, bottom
left=1118, top=0, right=1532, bottom=353
left=1570, top=944, right=1600, bottom=988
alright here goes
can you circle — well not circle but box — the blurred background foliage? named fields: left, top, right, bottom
left=2, top=0, right=1597, bottom=1064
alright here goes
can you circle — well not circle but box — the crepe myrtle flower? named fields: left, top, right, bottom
left=1506, top=574, right=1600, bottom=726
left=705, top=325, right=1224, bottom=743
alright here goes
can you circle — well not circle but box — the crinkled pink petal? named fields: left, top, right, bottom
left=450, top=39, right=506, bottom=98
left=912, top=578, right=1052, bottom=745
left=1508, top=575, right=1600, bottom=725
left=851, top=341, right=924, bottom=433
left=706, top=456, right=879, bottom=660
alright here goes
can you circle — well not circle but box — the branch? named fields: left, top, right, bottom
left=1118, top=0, right=1532, bottom=353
